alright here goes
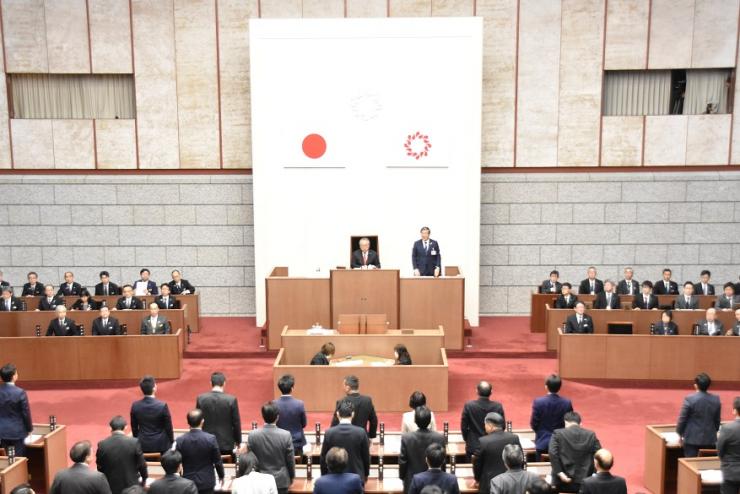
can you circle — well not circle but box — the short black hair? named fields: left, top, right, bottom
left=484, top=412, right=505, bottom=430
left=337, top=399, right=354, bottom=418
left=211, top=371, right=226, bottom=387
left=734, top=396, right=740, bottom=414
left=344, top=375, right=359, bottom=390
left=9, top=484, right=34, bottom=494
left=109, top=415, right=127, bottom=431
left=414, top=406, right=432, bottom=430
left=562, top=282, right=572, bottom=289
left=574, top=301, right=586, bottom=308
left=122, top=284, right=133, bottom=290
left=409, top=391, right=427, bottom=409
left=99, top=271, right=110, bottom=278
left=187, top=409, right=204, bottom=428
left=140, top=268, right=150, bottom=275
left=261, top=402, right=279, bottom=423
left=701, top=270, right=711, bottom=277
left=642, top=280, right=653, bottom=289
left=550, top=270, right=559, bottom=277
left=564, top=411, right=582, bottom=424
left=27, top=271, right=37, bottom=278
left=724, top=282, right=736, bottom=291
left=663, top=268, right=672, bottom=274
left=326, top=447, right=349, bottom=473
left=1, top=363, right=17, bottom=383
left=502, top=444, right=524, bottom=469
left=139, top=375, right=155, bottom=396
left=172, top=269, right=181, bottom=275
left=425, top=443, right=445, bottom=468
left=545, top=374, right=562, bottom=393
left=477, top=381, right=492, bottom=397
left=160, top=283, right=169, bottom=289
left=161, top=450, right=182, bottom=475
left=695, top=373, right=712, bottom=392
left=69, top=441, right=92, bottom=463
left=420, top=226, right=430, bottom=233
left=527, top=478, right=551, bottom=494
left=236, top=452, right=259, bottom=477
left=277, top=374, right=295, bottom=395
left=683, top=281, right=694, bottom=287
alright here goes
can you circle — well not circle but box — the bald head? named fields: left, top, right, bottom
left=594, top=449, right=614, bottom=472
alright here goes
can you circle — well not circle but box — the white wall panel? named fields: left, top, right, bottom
left=89, top=0, right=132, bottom=73
left=604, top=0, right=648, bottom=70
left=2, top=0, right=48, bottom=72
left=601, top=116, right=643, bottom=166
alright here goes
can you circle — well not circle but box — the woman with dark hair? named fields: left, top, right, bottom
left=401, top=391, right=437, bottom=432
left=231, top=452, right=277, bottom=493
left=71, top=289, right=101, bottom=311
left=653, top=309, right=678, bottom=335
left=394, top=344, right=412, bottom=365
left=310, top=342, right=335, bottom=365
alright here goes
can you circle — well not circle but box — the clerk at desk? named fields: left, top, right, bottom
left=351, top=238, right=381, bottom=269
left=412, top=226, right=441, bottom=277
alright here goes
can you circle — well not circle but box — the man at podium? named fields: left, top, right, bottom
left=351, top=238, right=381, bottom=269
left=412, top=226, right=441, bottom=277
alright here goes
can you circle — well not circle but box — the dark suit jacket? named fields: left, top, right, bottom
left=71, top=298, right=102, bottom=311
left=56, top=282, right=83, bottom=298
left=95, top=282, right=121, bottom=296
left=116, top=297, right=144, bottom=310
left=694, top=283, right=715, bottom=296
left=677, top=391, right=722, bottom=446
left=530, top=393, right=573, bottom=452
left=130, top=396, right=174, bottom=453
left=461, top=397, right=505, bottom=456
left=155, top=295, right=178, bottom=310
left=247, top=424, right=295, bottom=489
left=616, top=279, right=640, bottom=296
left=320, top=423, right=370, bottom=480
left=0, top=297, right=23, bottom=311
left=408, top=469, right=460, bottom=494
left=331, top=393, right=378, bottom=438
left=39, top=296, right=65, bottom=311
left=411, top=239, right=441, bottom=276
left=632, top=294, right=659, bottom=310
left=133, top=280, right=159, bottom=295
left=148, top=474, right=199, bottom=494
left=0, top=383, right=33, bottom=440
left=310, top=353, right=330, bottom=365
left=578, top=472, right=627, bottom=494
left=275, top=395, right=307, bottom=451
left=549, top=426, right=601, bottom=487
left=652, top=322, right=678, bottom=335
left=195, top=390, right=242, bottom=453
left=351, top=249, right=381, bottom=269
left=96, top=433, right=147, bottom=494
left=565, top=314, right=593, bottom=334
left=21, top=283, right=44, bottom=296
left=697, top=319, right=725, bottom=336
left=593, top=292, right=620, bottom=310
left=473, top=431, right=521, bottom=493
left=731, top=323, right=740, bottom=337
left=578, top=278, right=603, bottom=295
left=653, top=280, right=679, bottom=295
left=92, top=317, right=121, bottom=336
left=141, top=316, right=170, bottom=335
left=718, top=419, right=740, bottom=482
left=49, top=464, right=112, bottom=494
left=555, top=295, right=578, bottom=309
left=716, top=295, right=740, bottom=310
left=313, top=472, right=364, bottom=494
left=169, top=279, right=196, bottom=295
left=175, top=429, right=224, bottom=491
left=675, top=295, right=699, bottom=310
left=540, top=280, right=562, bottom=294
left=399, top=428, right=446, bottom=491
left=46, top=318, right=78, bottom=336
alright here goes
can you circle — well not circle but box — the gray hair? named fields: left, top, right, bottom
left=502, top=444, right=524, bottom=469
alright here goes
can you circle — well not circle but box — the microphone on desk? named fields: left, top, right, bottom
left=306, top=455, right=313, bottom=480
left=50, top=415, right=57, bottom=431
left=450, top=453, right=456, bottom=474
left=506, top=421, right=512, bottom=433
left=35, top=325, right=41, bottom=337
left=7, top=445, right=14, bottom=464
left=122, top=324, right=128, bottom=336
left=379, top=423, right=385, bottom=446
left=378, top=456, right=384, bottom=481
left=251, top=421, right=258, bottom=431
left=650, top=323, right=656, bottom=335
left=443, top=422, right=449, bottom=445
left=315, top=423, right=321, bottom=446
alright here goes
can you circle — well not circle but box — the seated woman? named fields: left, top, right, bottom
left=401, top=391, right=437, bottom=433
left=652, top=309, right=678, bottom=335
left=71, top=289, right=101, bottom=311
left=310, top=342, right=335, bottom=365
left=394, top=344, right=412, bottom=365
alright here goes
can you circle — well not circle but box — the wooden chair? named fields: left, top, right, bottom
left=365, top=314, right=389, bottom=334
left=337, top=314, right=361, bottom=334
left=143, top=452, right=161, bottom=462
left=698, top=448, right=718, bottom=457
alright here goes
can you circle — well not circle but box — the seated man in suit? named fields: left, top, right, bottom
left=408, top=444, right=459, bottom=494
left=196, top=372, right=242, bottom=456
left=49, top=441, right=112, bottom=494
left=490, top=444, right=539, bottom=494
left=473, top=412, right=520, bottom=493
left=56, top=271, right=82, bottom=298
left=400, top=406, right=445, bottom=492
left=579, top=449, right=627, bottom=494
left=175, top=410, right=224, bottom=494
left=653, top=310, right=678, bottom=335
left=564, top=302, right=593, bottom=334
left=155, top=284, right=178, bottom=309
left=95, top=271, right=120, bottom=296
left=729, top=308, right=740, bottom=336
left=718, top=397, right=740, bottom=494
left=92, top=306, right=121, bottom=336
left=169, top=270, right=196, bottom=295
left=0, top=364, right=33, bottom=457
left=578, top=267, right=603, bottom=295
left=313, top=447, right=363, bottom=494
left=677, top=373, right=722, bottom=457
left=274, top=374, right=307, bottom=455
left=593, top=280, right=620, bottom=310
left=141, top=304, right=170, bottom=335
left=554, top=283, right=578, bottom=309
left=351, top=237, right=380, bottom=269
left=39, top=284, right=64, bottom=311
left=130, top=376, right=174, bottom=454
left=0, top=287, right=22, bottom=311
left=310, top=343, right=335, bottom=365
left=530, top=374, right=573, bottom=460
left=697, top=308, right=725, bottom=336
left=695, top=270, right=715, bottom=296
left=147, top=450, right=198, bottom=494
left=616, top=267, right=639, bottom=296
left=133, top=268, right=158, bottom=296
left=71, top=289, right=101, bottom=311
left=46, top=306, right=78, bottom=336
left=461, top=381, right=505, bottom=458
left=717, top=283, right=740, bottom=310
left=549, top=411, right=601, bottom=493
left=247, top=402, right=295, bottom=494
left=330, top=375, right=378, bottom=438
left=321, top=400, right=370, bottom=482
left=115, top=285, right=144, bottom=311
left=675, top=282, right=699, bottom=310
left=412, top=226, right=441, bottom=277
left=632, top=281, right=659, bottom=310
left=540, top=270, right=562, bottom=294
left=653, top=268, right=679, bottom=295
left=21, top=271, right=44, bottom=297
left=95, top=416, right=147, bottom=494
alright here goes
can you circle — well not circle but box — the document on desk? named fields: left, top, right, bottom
left=518, top=437, right=535, bottom=450
left=335, top=359, right=362, bottom=367
left=700, top=470, right=723, bottom=484
left=660, top=432, right=681, bottom=446
left=24, top=434, right=42, bottom=444
left=370, top=361, right=392, bottom=367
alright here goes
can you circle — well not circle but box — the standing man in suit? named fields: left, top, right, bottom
left=50, top=441, right=112, bottom=494
left=0, top=364, right=32, bottom=457
left=0, top=287, right=22, bottom=311
left=247, top=402, right=295, bottom=494
left=593, top=281, right=620, bottom=310
left=195, top=372, right=242, bottom=456
left=21, top=272, right=44, bottom=297
left=411, top=226, right=441, bottom=277
left=330, top=375, right=378, bottom=438
left=549, top=411, right=601, bottom=493
left=175, top=410, right=224, bottom=494
left=540, top=270, right=562, bottom=294
left=530, top=374, right=573, bottom=460
left=130, top=375, right=174, bottom=454
left=141, top=304, right=170, bottom=335
left=565, top=302, right=593, bottom=334
left=56, top=272, right=83, bottom=298
left=578, top=267, right=603, bottom=295
left=697, top=308, right=725, bottom=336
left=312, top=447, right=363, bottom=494
left=555, top=283, right=578, bottom=309
left=133, top=268, right=158, bottom=296
left=578, top=449, right=627, bottom=494
left=274, top=374, right=307, bottom=455
left=695, top=270, right=715, bottom=296
left=489, top=445, right=539, bottom=494
left=148, top=450, right=198, bottom=494
left=96, top=416, right=147, bottom=494
left=95, top=271, right=120, bottom=296
left=677, top=373, right=722, bottom=457
left=351, top=238, right=381, bottom=269
left=46, top=306, right=77, bottom=336
left=39, top=284, right=64, bottom=311
left=408, top=444, right=459, bottom=494
left=718, top=397, right=740, bottom=494
left=320, top=400, right=370, bottom=481
left=155, top=284, right=178, bottom=310
left=616, top=267, right=639, bottom=296
left=115, top=285, right=144, bottom=311
left=399, top=407, right=445, bottom=493
left=633, top=281, right=659, bottom=310
left=461, top=381, right=505, bottom=458
left=473, top=413, right=520, bottom=493
left=717, top=283, right=739, bottom=310
left=169, top=270, right=196, bottom=295
left=654, top=268, right=679, bottom=295
left=93, top=306, right=121, bottom=335
left=676, top=282, right=699, bottom=310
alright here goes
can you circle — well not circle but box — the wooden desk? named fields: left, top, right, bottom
left=400, top=277, right=464, bottom=349
left=677, top=457, right=721, bottom=494
left=330, top=270, right=400, bottom=329
left=645, top=424, right=683, bottom=494
left=0, top=457, right=28, bottom=494
left=558, top=333, right=740, bottom=381
left=25, top=424, right=67, bottom=493
left=273, top=348, right=448, bottom=412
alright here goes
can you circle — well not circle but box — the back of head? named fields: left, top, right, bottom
left=187, top=409, right=204, bottom=428
left=69, top=440, right=92, bottom=463
left=321, top=342, right=335, bottom=356
left=277, top=374, right=295, bottom=395
left=594, top=449, right=614, bottom=471
left=414, top=406, right=432, bottom=430
left=1, top=363, right=16, bottom=383
left=564, top=411, right=582, bottom=425
left=734, top=396, right=740, bottom=414
left=409, top=391, right=427, bottom=409
left=345, top=375, right=359, bottom=391
left=545, top=374, right=562, bottom=394
left=425, top=443, right=446, bottom=469
left=337, top=399, right=354, bottom=419
left=236, top=452, right=259, bottom=478
left=109, top=415, right=127, bottom=432
left=10, top=484, right=34, bottom=494
left=326, top=447, right=349, bottom=474
left=161, top=450, right=182, bottom=475
left=695, top=372, right=711, bottom=392
left=502, top=444, right=524, bottom=470
left=484, top=412, right=504, bottom=431
left=261, top=401, right=279, bottom=423
left=121, top=487, right=145, bottom=494
left=477, top=380, right=492, bottom=398
left=210, top=371, right=226, bottom=387
left=139, top=375, right=155, bottom=396
left=526, top=478, right=551, bottom=494
left=420, top=487, right=443, bottom=494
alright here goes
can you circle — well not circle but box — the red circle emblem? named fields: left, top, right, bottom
left=404, top=131, right=431, bottom=160
left=302, top=134, right=327, bottom=159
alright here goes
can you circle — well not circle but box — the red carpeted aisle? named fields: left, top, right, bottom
left=22, top=316, right=739, bottom=493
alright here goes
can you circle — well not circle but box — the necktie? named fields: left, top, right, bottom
left=644, top=296, right=648, bottom=306
left=577, top=315, right=582, bottom=325
left=424, top=241, right=428, bottom=252
left=104, top=285, right=108, bottom=296
left=164, top=298, right=168, bottom=307
left=363, top=252, right=367, bottom=265
left=607, top=294, right=611, bottom=306
left=103, top=319, right=107, bottom=327
left=590, top=281, right=594, bottom=292
left=686, top=297, right=690, bottom=305
left=666, top=281, right=669, bottom=291
left=6, top=300, right=9, bottom=310
left=177, top=283, right=181, bottom=290
left=126, top=298, right=130, bottom=308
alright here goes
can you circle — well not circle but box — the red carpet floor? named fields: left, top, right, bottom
left=22, top=316, right=740, bottom=493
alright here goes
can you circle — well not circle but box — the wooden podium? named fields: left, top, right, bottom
left=330, top=270, right=399, bottom=329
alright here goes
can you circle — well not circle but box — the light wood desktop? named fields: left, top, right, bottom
left=0, top=457, right=28, bottom=494
left=677, top=457, right=721, bottom=494
left=25, top=424, right=67, bottom=493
